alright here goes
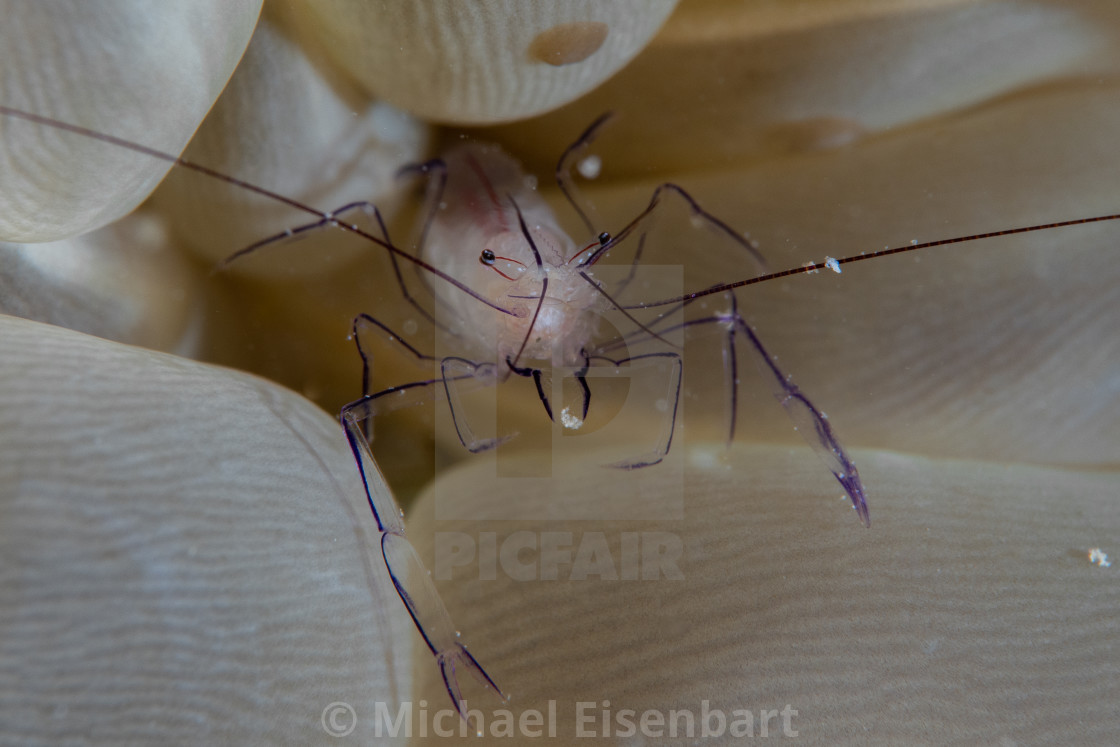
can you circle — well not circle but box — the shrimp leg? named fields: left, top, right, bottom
left=218, top=200, right=381, bottom=267
left=582, top=351, right=684, bottom=469
left=655, top=292, right=871, bottom=527
left=395, top=158, right=460, bottom=328
left=587, top=182, right=769, bottom=274
left=555, top=111, right=615, bottom=235
left=351, top=313, right=435, bottom=396
left=396, top=157, right=448, bottom=259
left=560, top=162, right=867, bottom=523
left=341, top=386, right=507, bottom=723
left=349, top=313, right=510, bottom=451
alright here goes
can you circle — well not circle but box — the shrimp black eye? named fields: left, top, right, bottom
left=597, top=231, right=611, bottom=245
left=480, top=249, right=496, bottom=265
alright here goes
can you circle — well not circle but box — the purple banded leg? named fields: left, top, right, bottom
left=350, top=312, right=438, bottom=443
left=439, top=357, right=513, bottom=453
left=351, top=312, right=436, bottom=394
left=556, top=111, right=615, bottom=236
left=217, top=199, right=447, bottom=332
left=364, top=201, right=446, bottom=331
left=573, top=181, right=772, bottom=352
left=584, top=182, right=769, bottom=276
left=505, top=357, right=557, bottom=423
left=397, top=158, right=448, bottom=261
left=341, top=386, right=507, bottom=724
left=730, top=314, right=870, bottom=526
left=582, top=351, right=683, bottom=469
left=217, top=199, right=382, bottom=267
left=503, top=348, right=679, bottom=469
left=350, top=312, right=515, bottom=455
left=396, top=158, right=457, bottom=317
left=654, top=293, right=870, bottom=527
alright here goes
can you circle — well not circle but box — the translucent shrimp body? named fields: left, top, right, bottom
left=422, top=143, right=605, bottom=367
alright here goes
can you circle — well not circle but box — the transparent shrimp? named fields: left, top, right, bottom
left=6, top=104, right=1120, bottom=725
left=342, top=114, right=871, bottom=521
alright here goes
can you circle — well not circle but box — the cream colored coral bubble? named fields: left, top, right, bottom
left=0, top=0, right=262, bottom=243
left=481, top=0, right=1120, bottom=177
left=289, top=0, right=679, bottom=123
left=409, top=446, right=1120, bottom=742
left=0, top=211, right=203, bottom=355
left=0, top=315, right=412, bottom=743
left=149, top=9, right=431, bottom=275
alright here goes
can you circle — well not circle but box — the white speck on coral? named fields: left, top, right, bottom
left=802, top=261, right=819, bottom=274
left=825, top=256, right=841, bottom=273
left=1088, top=548, right=1111, bottom=567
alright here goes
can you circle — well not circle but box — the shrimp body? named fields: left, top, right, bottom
left=422, top=143, right=605, bottom=367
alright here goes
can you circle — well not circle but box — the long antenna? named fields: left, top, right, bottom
left=0, top=105, right=518, bottom=318
left=627, top=214, right=1120, bottom=309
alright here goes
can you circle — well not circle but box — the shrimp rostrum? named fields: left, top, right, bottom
left=336, top=114, right=872, bottom=714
